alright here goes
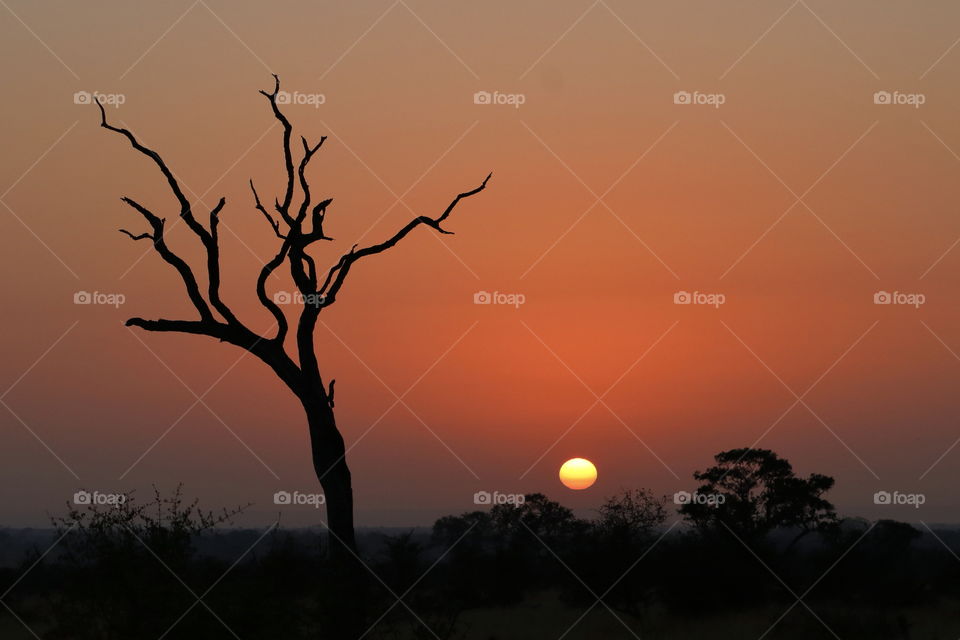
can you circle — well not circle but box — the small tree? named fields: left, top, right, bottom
left=596, top=488, right=667, bottom=542
left=590, top=489, right=668, bottom=619
left=49, top=486, right=242, bottom=639
left=679, top=448, right=837, bottom=546
left=489, top=493, right=584, bottom=543
left=431, top=510, right=492, bottom=549
left=97, top=76, right=490, bottom=556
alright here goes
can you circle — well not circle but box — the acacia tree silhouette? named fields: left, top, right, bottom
left=98, top=76, right=491, bottom=557
left=679, top=448, right=837, bottom=548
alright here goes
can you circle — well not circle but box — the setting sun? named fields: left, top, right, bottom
left=559, top=458, right=597, bottom=490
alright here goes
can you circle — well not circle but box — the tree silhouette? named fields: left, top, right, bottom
left=596, top=488, right=666, bottom=542
left=97, top=76, right=490, bottom=556
left=679, top=448, right=837, bottom=546
left=489, top=493, right=583, bottom=543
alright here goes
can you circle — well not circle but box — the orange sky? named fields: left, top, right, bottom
left=2, top=0, right=960, bottom=526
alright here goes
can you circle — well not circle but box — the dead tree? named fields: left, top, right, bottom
left=98, top=76, right=490, bottom=556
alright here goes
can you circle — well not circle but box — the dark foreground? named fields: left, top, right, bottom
left=1, top=489, right=958, bottom=639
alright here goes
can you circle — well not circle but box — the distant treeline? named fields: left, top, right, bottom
left=1, top=450, right=958, bottom=639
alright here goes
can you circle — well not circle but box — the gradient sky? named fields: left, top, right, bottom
left=2, top=0, right=960, bottom=526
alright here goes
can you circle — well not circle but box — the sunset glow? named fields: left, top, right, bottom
left=0, top=1, right=959, bottom=530
left=559, top=457, right=597, bottom=490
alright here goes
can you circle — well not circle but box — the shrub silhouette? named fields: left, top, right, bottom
left=46, top=485, right=243, bottom=639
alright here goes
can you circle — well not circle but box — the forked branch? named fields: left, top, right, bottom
left=318, top=172, right=492, bottom=307
left=117, top=196, right=214, bottom=324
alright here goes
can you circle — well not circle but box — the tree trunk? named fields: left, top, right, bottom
left=304, top=396, right=356, bottom=556
left=303, top=396, right=369, bottom=639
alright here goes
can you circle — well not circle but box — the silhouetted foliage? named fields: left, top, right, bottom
left=5, top=452, right=960, bottom=639
left=596, top=488, right=667, bottom=542
left=490, top=493, right=585, bottom=543
left=44, top=486, right=245, bottom=639
left=679, top=447, right=837, bottom=545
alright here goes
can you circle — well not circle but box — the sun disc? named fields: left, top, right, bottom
left=559, top=457, right=597, bottom=490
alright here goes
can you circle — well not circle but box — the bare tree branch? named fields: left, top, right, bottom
left=119, top=197, right=214, bottom=323
left=119, top=229, right=153, bottom=241
left=318, top=172, right=492, bottom=307
left=126, top=316, right=303, bottom=392
left=256, top=238, right=291, bottom=344
left=100, top=102, right=246, bottom=328
left=302, top=251, right=318, bottom=289
left=125, top=317, right=213, bottom=335
left=204, top=196, right=241, bottom=326
left=258, top=75, right=296, bottom=226
left=98, top=100, right=209, bottom=242
left=296, top=135, right=327, bottom=223
left=101, top=101, right=293, bottom=374
left=250, top=180, right=285, bottom=239
left=307, top=198, right=334, bottom=243
left=106, top=75, right=489, bottom=406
